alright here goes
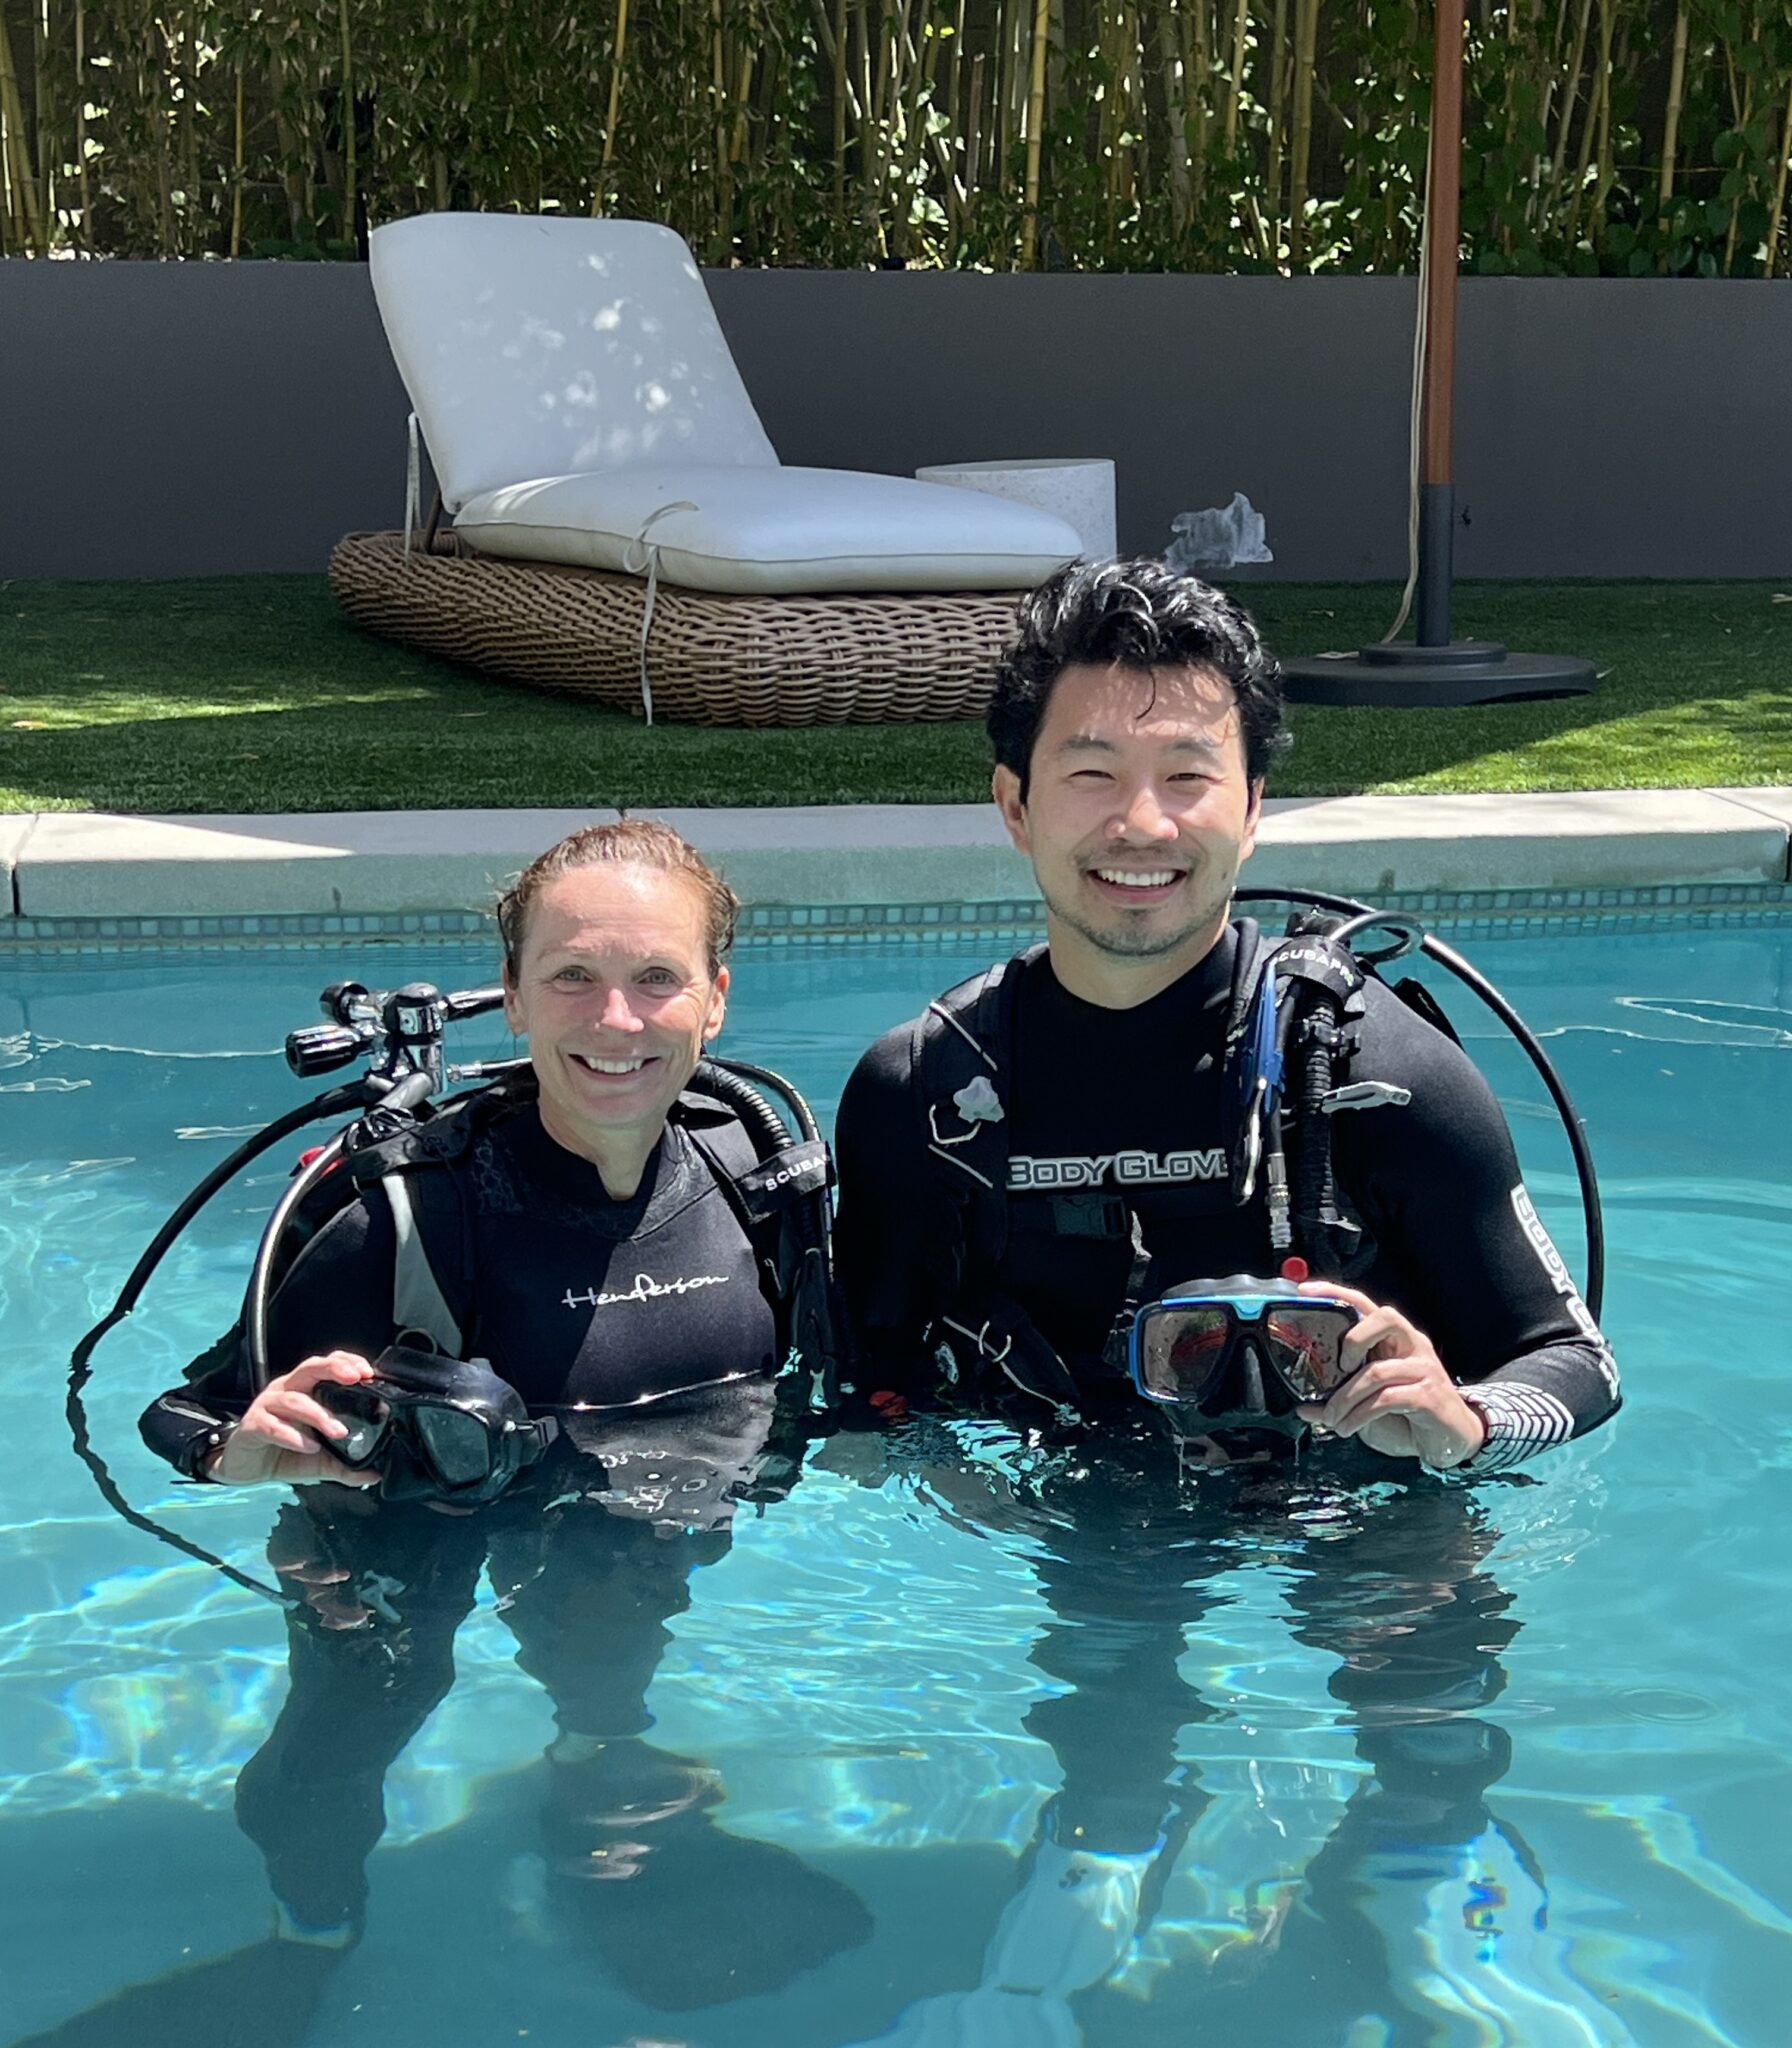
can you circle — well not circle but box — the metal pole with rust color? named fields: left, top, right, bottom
left=1417, top=0, right=1464, bottom=647
left=1279, top=0, right=1596, bottom=704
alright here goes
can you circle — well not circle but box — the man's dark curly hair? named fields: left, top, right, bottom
left=987, top=558, right=1291, bottom=797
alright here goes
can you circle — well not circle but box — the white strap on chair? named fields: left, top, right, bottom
left=621, top=501, right=699, bottom=726
left=402, top=413, right=422, bottom=559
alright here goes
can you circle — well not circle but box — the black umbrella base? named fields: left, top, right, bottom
left=1281, top=639, right=1597, bottom=707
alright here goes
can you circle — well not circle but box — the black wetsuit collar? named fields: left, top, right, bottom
left=1030, top=926, right=1239, bottom=1027
left=496, top=1101, right=702, bottom=1240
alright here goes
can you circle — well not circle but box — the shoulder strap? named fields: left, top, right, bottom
left=357, top=1081, right=521, bottom=1358
left=677, top=1090, right=841, bottom=1407
left=381, top=1171, right=466, bottom=1355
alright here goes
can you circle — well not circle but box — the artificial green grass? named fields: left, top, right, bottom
left=1, top=575, right=1787, bottom=814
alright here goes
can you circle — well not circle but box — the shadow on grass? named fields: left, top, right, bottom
left=5, top=576, right=1787, bottom=810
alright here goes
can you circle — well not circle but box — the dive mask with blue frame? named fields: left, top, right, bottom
left=1129, top=1277, right=1360, bottom=1427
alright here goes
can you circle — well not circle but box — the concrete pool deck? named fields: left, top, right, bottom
left=3, top=787, right=1791, bottom=923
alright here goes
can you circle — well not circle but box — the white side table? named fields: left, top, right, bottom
left=916, top=457, right=1116, bottom=559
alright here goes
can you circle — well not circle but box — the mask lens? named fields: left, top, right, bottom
left=413, top=1403, right=497, bottom=1488
left=1139, top=1306, right=1233, bottom=1401
left=327, top=1386, right=391, bottom=1467
left=1261, top=1306, right=1355, bottom=1400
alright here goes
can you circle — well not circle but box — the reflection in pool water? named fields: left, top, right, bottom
left=2, top=918, right=1789, bottom=2046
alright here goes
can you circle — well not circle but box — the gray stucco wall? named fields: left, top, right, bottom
left=3, top=261, right=1787, bottom=582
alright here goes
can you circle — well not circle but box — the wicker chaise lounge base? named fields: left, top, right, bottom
left=330, top=530, right=1026, bottom=727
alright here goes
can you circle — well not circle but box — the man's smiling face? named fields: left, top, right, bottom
left=993, top=659, right=1262, bottom=998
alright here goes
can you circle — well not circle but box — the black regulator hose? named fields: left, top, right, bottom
left=65, top=1074, right=383, bottom=1608
left=696, top=1056, right=841, bottom=1399
left=1238, top=886, right=1605, bottom=1319
left=694, top=1057, right=795, bottom=1152
left=702, top=1055, right=823, bottom=1147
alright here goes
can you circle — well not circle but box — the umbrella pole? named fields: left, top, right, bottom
left=1417, top=0, right=1463, bottom=648
left=1279, top=0, right=1597, bottom=705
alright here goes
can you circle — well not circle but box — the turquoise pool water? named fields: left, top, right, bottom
left=2, top=917, right=1789, bottom=2047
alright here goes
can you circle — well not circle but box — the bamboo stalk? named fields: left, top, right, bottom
left=730, top=48, right=755, bottom=165
left=755, top=39, right=787, bottom=257
left=862, top=0, right=914, bottom=255
left=1588, top=0, right=1613, bottom=240
left=1187, top=0, right=1210, bottom=216
left=1560, top=36, right=1603, bottom=247
left=937, top=0, right=966, bottom=241
left=1, top=5, right=47, bottom=250
left=186, top=13, right=201, bottom=251
left=1115, top=0, right=1141, bottom=215
left=231, top=61, right=244, bottom=254
left=871, top=0, right=891, bottom=146
left=1222, top=0, right=1249, bottom=156
left=1019, top=0, right=1048, bottom=264
left=710, top=0, right=728, bottom=251
left=1287, top=0, right=1317, bottom=265
left=1766, top=75, right=1792, bottom=278
left=338, top=0, right=356, bottom=250
left=1097, top=2, right=1130, bottom=217
left=1160, top=0, right=1191, bottom=237
left=0, top=15, right=21, bottom=250
left=831, top=0, right=848, bottom=220
left=1004, top=0, right=1024, bottom=203
left=1264, top=0, right=1288, bottom=269
left=35, top=0, right=51, bottom=238
left=1655, top=0, right=1688, bottom=259
left=593, top=0, right=630, bottom=215
left=1524, top=0, right=1572, bottom=229
left=1723, top=77, right=1752, bottom=274
left=1543, top=0, right=1593, bottom=232
left=964, top=45, right=984, bottom=196
left=75, top=0, right=90, bottom=243
left=1494, top=0, right=1526, bottom=251
left=853, top=0, right=875, bottom=233
left=889, top=6, right=937, bottom=261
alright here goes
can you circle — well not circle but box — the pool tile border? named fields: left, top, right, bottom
left=3, top=880, right=1787, bottom=955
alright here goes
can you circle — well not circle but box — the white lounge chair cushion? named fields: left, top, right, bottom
left=370, top=215, right=779, bottom=510
left=455, top=464, right=1082, bottom=595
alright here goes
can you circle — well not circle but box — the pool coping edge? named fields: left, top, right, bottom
left=3, top=788, right=1790, bottom=924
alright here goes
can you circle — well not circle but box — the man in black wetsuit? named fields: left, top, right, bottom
left=829, top=560, right=1623, bottom=2044
left=835, top=557, right=1620, bottom=1468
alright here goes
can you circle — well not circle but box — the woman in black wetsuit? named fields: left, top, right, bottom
left=119, top=821, right=868, bottom=2027
left=145, top=816, right=788, bottom=1487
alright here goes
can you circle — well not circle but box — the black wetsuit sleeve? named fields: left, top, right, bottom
left=1335, top=983, right=1622, bottom=1471
left=833, top=1023, right=950, bottom=1398
left=137, top=1194, right=403, bottom=1479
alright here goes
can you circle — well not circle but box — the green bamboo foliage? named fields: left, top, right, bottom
left=2, top=0, right=1790, bottom=273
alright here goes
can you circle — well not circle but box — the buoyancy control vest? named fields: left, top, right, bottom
left=905, top=915, right=1450, bottom=1414
left=241, top=1061, right=843, bottom=1408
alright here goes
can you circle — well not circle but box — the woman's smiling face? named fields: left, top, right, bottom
left=502, top=862, right=728, bottom=1165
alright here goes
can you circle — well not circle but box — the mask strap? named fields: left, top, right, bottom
left=1102, top=1209, right=1155, bottom=1373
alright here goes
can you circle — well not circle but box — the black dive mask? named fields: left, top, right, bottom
left=315, top=1343, right=558, bottom=1505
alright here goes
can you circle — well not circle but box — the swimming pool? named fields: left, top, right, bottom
left=3, top=913, right=1789, bottom=2047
